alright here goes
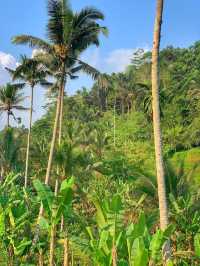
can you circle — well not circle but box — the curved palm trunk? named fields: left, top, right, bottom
left=151, top=0, right=171, bottom=263
left=112, top=245, right=117, bottom=266
left=57, top=82, right=71, bottom=266
left=49, top=82, right=65, bottom=266
left=7, top=110, right=10, bottom=127
left=113, top=97, right=116, bottom=147
left=49, top=179, right=58, bottom=266
left=45, top=86, right=62, bottom=185
left=25, top=85, right=34, bottom=188
left=63, top=236, right=69, bottom=266
left=38, top=250, right=44, bottom=266
left=59, top=84, right=65, bottom=144
left=31, top=86, right=62, bottom=251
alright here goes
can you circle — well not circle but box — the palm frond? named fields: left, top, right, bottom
left=47, top=0, right=73, bottom=44
left=12, top=105, right=29, bottom=111
left=75, top=59, right=100, bottom=80
left=12, top=35, right=53, bottom=53
left=73, top=7, right=105, bottom=28
left=40, top=80, right=54, bottom=88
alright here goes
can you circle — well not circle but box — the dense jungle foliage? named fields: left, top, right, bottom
left=1, top=0, right=200, bottom=265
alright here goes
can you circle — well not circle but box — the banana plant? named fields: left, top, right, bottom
left=71, top=194, right=173, bottom=266
left=33, top=177, right=74, bottom=265
left=33, top=177, right=74, bottom=228
left=170, top=193, right=200, bottom=265
left=0, top=174, right=35, bottom=265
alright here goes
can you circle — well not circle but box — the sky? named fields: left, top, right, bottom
left=0, top=0, right=200, bottom=127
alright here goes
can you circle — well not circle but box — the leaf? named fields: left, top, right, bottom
left=166, top=260, right=174, bottom=266
left=135, top=194, right=147, bottom=208
left=163, top=224, right=175, bottom=239
left=2, top=174, right=20, bottom=188
left=54, top=179, right=74, bottom=222
left=14, top=239, right=32, bottom=256
left=8, top=208, right=15, bottom=228
left=39, top=217, right=50, bottom=231
left=86, top=226, right=94, bottom=241
left=60, top=177, right=74, bottom=192
left=0, top=211, right=5, bottom=236
left=131, top=237, right=148, bottom=266
left=194, top=233, right=200, bottom=258
left=93, top=199, right=106, bottom=229
left=149, top=230, right=163, bottom=262
left=169, top=194, right=181, bottom=213
left=33, top=179, right=54, bottom=216
left=118, top=259, right=129, bottom=266
left=116, top=231, right=123, bottom=248
left=99, top=230, right=110, bottom=255
left=110, top=194, right=123, bottom=212
left=136, top=212, right=146, bottom=236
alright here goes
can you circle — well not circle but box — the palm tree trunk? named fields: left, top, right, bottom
left=49, top=179, right=59, bottom=266
left=58, top=83, right=64, bottom=229
left=45, top=86, right=62, bottom=185
left=25, top=85, right=34, bottom=188
left=38, top=85, right=62, bottom=213
left=57, top=82, right=70, bottom=266
left=38, top=250, right=44, bottom=266
left=8, top=246, right=14, bottom=266
left=49, top=223, right=56, bottom=266
left=151, top=0, right=171, bottom=263
left=63, top=237, right=69, bottom=266
left=71, top=250, right=74, bottom=266
left=31, top=86, right=62, bottom=253
left=49, top=81, right=64, bottom=266
left=59, top=84, right=65, bottom=144
left=7, top=111, right=10, bottom=127
left=113, top=97, right=116, bottom=147
left=112, top=245, right=117, bottom=266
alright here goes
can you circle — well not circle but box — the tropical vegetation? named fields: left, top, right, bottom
left=0, top=0, right=200, bottom=265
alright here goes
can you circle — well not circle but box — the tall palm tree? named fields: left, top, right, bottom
left=13, top=0, right=107, bottom=187
left=7, top=55, right=50, bottom=188
left=13, top=1, right=107, bottom=263
left=151, top=0, right=171, bottom=263
left=0, top=83, right=27, bottom=127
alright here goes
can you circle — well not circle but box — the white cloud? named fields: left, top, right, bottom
left=0, top=51, right=18, bottom=85
left=81, top=48, right=100, bottom=69
left=105, top=48, right=135, bottom=73
left=81, top=46, right=150, bottom=74
left=32, top=48, right=46, bottom=58
left=0, top=51, right=17, bottom=68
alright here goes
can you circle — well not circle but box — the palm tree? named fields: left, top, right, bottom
left=13, top=1, right=107, bottom=263
left=0, top=83, right=27, bottom=127
left=7, top=55, right=50, bottom=188
left=151, top=0, right=171, bottom=263
left=13, top=0, right=107, bottom=187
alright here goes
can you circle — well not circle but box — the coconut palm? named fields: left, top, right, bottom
left=7, top=55, right=51, bottom=188
left=13, top=1, right=107, bottom=263
left=151, top=0, right=171, bottom=263
left=13, top=0, right=107, bottom=187
left=0, top=83, right=27, bottom=127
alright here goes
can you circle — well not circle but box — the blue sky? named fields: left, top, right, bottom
left=0, top=0, right=200, bottom=127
